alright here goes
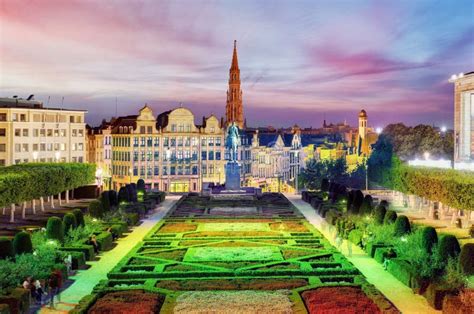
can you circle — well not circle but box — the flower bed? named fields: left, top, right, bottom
left=302, top=287, right=381, bottom=314
left=184, top=247, right=282, bottom=262
left=174, top=290, right=293, bottom=314
left=156, top=278, right=308, bottom=290
left=158, top=223, right=197, bottom=233
left=88, top=290, right=164, bottom=314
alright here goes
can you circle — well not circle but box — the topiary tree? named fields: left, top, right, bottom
left=321, top=178, right=329, bottom=192
left=118, top=187, right=130, bottom=203
left=108, top=190, right=118, bottom=207
left=100, top=191, right=111, bottom=212
left=421, top=226, right=438, bottom=254
left=437, top=235, right=461, bottom=264
left=137, top=179, right=146, bottom=191
left=46, top=216, right=64, bottom=243
left=459, top=243, right=474, bottom=275
left=352, top=190, right=364, bottom=214
left=360, top=195, right=373, bottom=215
left=13, top=231, right=33, bottom=255
left=393, top=215, right=411, bottom=236
left=63, top=213, right=77, bottom=233
left=383, top=210, right=397, bottom=224
left=73, top=209, right=85, bottom=227
left=374, top=205, right=387, bottom=225
left=88, top=200, right=104, bottom=218
left=379, top=200, right=389, bottom=209
left=0, top=237, right=14, bottom=259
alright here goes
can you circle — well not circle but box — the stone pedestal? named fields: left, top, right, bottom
left=225, top=162, right=241, bottom=190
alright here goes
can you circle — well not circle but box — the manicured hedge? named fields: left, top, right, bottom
left=437, top=235, right=460, bottom=264
left=63, top=213, right=77, bottom=233
left=0, top=163, right=95, bottom=208
left=421, top=226, right=438, bottom=254
left=73, top=209, right=85, bottom=227
left=459, top=243, right=474, bottom=275
left=383, top=210, right=397, bottom=225
left=0, top=237, right=13, bottom=259
left=12, top=232, right=32, bottom=255
left=46, top=216, right=65, bottom=243
left=393, top=215, right=411, bottom=236
left=374, top=205, right=386, bottom=225
left=89, top=200, right=104, bottom=218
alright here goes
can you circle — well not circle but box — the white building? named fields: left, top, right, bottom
left=0, top=96, right=87, bottom=166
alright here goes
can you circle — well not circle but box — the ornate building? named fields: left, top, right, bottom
left=450, top=71, right=474, bottom=171
left=88, top=105, right=226, bottom=192
left=225, top=40, right=244, bottom=129
left=345, top=109, right=378, bottom=157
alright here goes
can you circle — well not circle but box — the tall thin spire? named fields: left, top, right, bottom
left=231, top=40, right=239, bottom=70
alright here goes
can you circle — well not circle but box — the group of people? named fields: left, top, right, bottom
left=22, top=269, right=62, bottom=308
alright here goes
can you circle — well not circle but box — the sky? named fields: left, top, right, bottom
left=1, top=0, right=473, bottom=128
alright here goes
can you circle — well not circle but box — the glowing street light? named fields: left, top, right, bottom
left=423, top=152, right=430, bottom=160
left=375, top=127, right=383, bottom=135
left=440, top=126, right=447, bottom=133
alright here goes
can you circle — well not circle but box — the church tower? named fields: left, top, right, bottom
left=358, top=109, right=369, bottom=156
left=226, top=40, right=244, bottom=129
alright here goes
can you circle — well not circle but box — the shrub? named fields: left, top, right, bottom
left=374, top=205, right=387, bottom=225
left=108, top=190, right=118, bottom=207
left=0, top=237, right=14, bottom=259
left=380, top=200, right=389, bottom=208
left=421, top=226, right=438, bottom=254
left=137, top=179, right=146, bottom=191
left=437, top=235, right=461, bottom=264
left=88, top=200, right=104, bottom=218
left=321, top=178, right=329, bottom=192
left=394, top=215, right=411, bottom=236
left=46, top=216, right=65, bottom=243
left=13, top=232, right=33, bottom=255
left=383, top=210, right=397, bottom=225
left=443, top=257, right=467, bottom=291
left=346, top=190, right=354, bottom=212
left=100, top=191, right=111, bottom=212
left=459, top=243, right=474, bottom=275
left=360, top=195, right=373, bottom=215
left=348, top=229, right=363, bottom=247
left=73, top=209, right=85, bottom=227
left=63, top=213, right=77, bottom=233
left=118, top=187, right=129, bottom=203
left=351, top=190, right=364, bottom=214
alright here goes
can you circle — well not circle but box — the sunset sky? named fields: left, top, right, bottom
left=1, top=0, right=473, bottom=128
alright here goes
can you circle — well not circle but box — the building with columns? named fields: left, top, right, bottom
left=0, top=96, right=87, bottom=166
left=450, top=71, right=474, bottom=171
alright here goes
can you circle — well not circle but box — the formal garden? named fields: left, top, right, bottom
left=69, top=193, right=399, bottom=313
left=0, top=165, right=166, bottom=313
left=301, top=179, right=474, bottom=312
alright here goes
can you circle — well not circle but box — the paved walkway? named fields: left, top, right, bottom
left=286, top=194, right=440, bottom=314
left=38, top=196, right=180, bottom=313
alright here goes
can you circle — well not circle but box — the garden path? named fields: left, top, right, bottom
left=38, top=195, right=180, bottom=314
left=286, top=194, right=440, bottom=314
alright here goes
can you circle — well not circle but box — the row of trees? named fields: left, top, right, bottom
left=0, top=163, right=96, bottom=222
left=383, top=123, right=453, bottom=160
left=368, top=135, right=474, bottom=210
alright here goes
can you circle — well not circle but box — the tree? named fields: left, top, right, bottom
left=46, top=216, right=65, bottom=243
left=13, top=232, right=33, bottom=255
left=300, top=158, right=349, bottom=190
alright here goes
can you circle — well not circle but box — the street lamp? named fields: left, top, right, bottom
left=365, top=157, right=369, bottom=192
left=376, top=127, right=383, bottom=135
left=295, top=151, right=299, bottom=195
left=166, top=149, right=171, bottom=193
left=424, top=152, right=430, bottom=160
left=32, top=151, right=38, bottom=162
left=440, top=126, right=447, bottom=133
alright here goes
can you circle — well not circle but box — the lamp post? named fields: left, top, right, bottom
left=32, top=151, right=38, bottom=163
left=295, top=151, right=299, bottom=195
left=166, top=149, right=171, bottom=193
left=365, top=157, right=369, bottom=192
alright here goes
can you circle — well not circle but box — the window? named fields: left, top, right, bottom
left=0, top=113, right=6, bottom=121
left=133, top=152, right=138, bottom=161
left=78, top=129, right=84, bottom=137
left=60, top=143, right=66, bottom=151
left=170, top=166, right=176, bottom=175
left=201, top=165, right=207, bottom=175
left=154, top=151, right=159, bottom=161
left=15, top=129, right=21, bottom=136
left=186, top=124, right=191, bottom=132
left=147, top=137, right=152, bottom=146
left=192, top=166, right=198, bottom=175
left=32, top=144, right=38, bottom=151
left=22, top=144, right=28, bottom=152
left=78, top=143, right=84, bottom=151
left=171, top=124, right=177, bottom=132
left=72, top=129, right=77, bottom=137
left=60, top=129, right=66, bottom=137
left=177, top=137, right=183, bottom=146
left=0, top=159, right=5, bottom=166
left=208, top=137, right=214, bottom=146
left=54, top=129, right=59, bottom=137
left=208, top=151, right=214, bottom=160
left=147, top=165, right=152, bottom=176
left=147, top=151, right=152, bottom=161
left=201, top=137, right=207, bottom=146
left=0, top=129, right=5, bottom=136
left=15, top=144, right=21, bottom=152
left=40, top=129, right=46, bottom=137
left=20, top=114, right=26, bottom=122
left=47, top=143, right=53, bottom=151
left=191, top=137, right=198, bottom=146
left=170, top=138, right=176, bottom=146
left=133, top=166, right=138, bottom=176
left=140, top=126, right=146, bottom=134
left=33, top=129, right=39, bottom=137
left=162, top=166, right=167, bottom=175
left=12, top=113, right=18, bottom=121
left=210, top=127, right=215, bottom=133
left=216, top=137, right=221, bottom=146
left=134, top=137, right=139, bottom=147
left=216, top=152, right=221, bottom=160
left=147, top=126, right=152, bottom=134
left=178, top=124, right=184, bottom=132
left=154, top=166, right=159, bottom=176
left=154, top=137, right=159, bottom=147
left=40, top=143, right=46, bottom=151
left=140, top=166, right=145, bottom=176
left=201, top=151, right=207, bottom=160
left=70, top=116, right=75, bottom=123
left=0, top=144, right=5, bottom=152
left=185, top=137, right=190, bottom=146
left=140, top=137, right=146, bottom=146
left=164, top=137, right=169, bottom=147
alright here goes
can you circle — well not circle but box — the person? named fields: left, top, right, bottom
left=48, top=269, right=63, bottom=309
left=22, top=276, right=32, bottom=290
left=87, top=235, right=99, bottom=254
left=107, top=227, right=118, bottom=241
left=64, top=254, right=72, bottom=275
left=33, top=279, right=45, bottom=305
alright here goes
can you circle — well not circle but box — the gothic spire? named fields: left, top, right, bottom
left=231, top=40, right=239, bottom=70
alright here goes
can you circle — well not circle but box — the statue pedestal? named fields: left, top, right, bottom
left=225, top=162, right=241, bottom=190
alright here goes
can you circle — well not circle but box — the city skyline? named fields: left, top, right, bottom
left=1, top=0, right=473, bottom=128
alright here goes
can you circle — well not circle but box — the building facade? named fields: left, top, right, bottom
left=0, top=97, right=87, bottom=166
left=450, top=71, right=474, bottom=171
left=86, top=121, right=112, bottom=188
left=96, top=105, right=226, bottom=192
